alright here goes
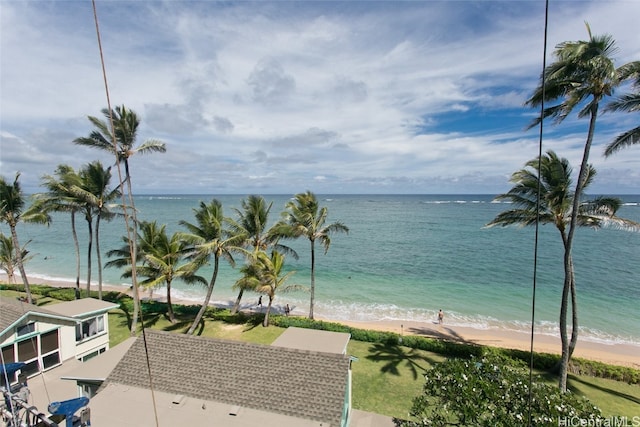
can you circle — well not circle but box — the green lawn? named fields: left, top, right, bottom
left=3, top=289, right=639, bottom=420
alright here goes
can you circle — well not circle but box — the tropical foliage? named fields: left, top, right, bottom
left=234, top=250, right=302, bottom=327
left=277, top=191, right=348, bottom=319
left=486, top=151, right=640, bottom=392
left=0, top=233, right=33, bottom=284
left=0, top=173, right=50, bottom=303
left=524, top=24, right=639, bottom=391
left=74, top=104, right=166, bottom=334
left=135, top=221, right=206, bottom=323
left=605, top=62, right=640, bottom=156
left=36, top=165, right=84, bottom=296
left=394, top=353, right=603, bottom=426
left=179, top=199, right=244, bottom=334
left=227, top=195, right=296, bottom=314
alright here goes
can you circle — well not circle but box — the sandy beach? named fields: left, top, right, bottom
left=2, top=274, right=638, bottom=369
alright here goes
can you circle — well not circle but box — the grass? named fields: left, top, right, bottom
left=3, top=288, right=639, bottom=420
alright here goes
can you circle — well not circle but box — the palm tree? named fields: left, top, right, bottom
left=227, top=195, right=296, bottom=314
left=179, top=199, right=245, bottom=334
left=35, top=165, right=84, bottom=297
left=278, top=191, right=348, bottom=319
left=486, top=151, right=640, bottom=391
left=524, top=24, right=638, bottom=392
left=0, top=173, right=50, bottom=303
left=74, top=161, right=120, bottom=299
left=74, top=105, right=166, bottom=335
left=136, top=221, right=206, bottom=323
left=0, top=233, right=33, bottom=284
left=604, top=62, right=640, bottom=156
left=235, top=250, right=301, bottom=327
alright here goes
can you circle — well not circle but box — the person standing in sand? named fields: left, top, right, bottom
left=438, top=309, right=444, bottom=325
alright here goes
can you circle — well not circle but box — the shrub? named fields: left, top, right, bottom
left=394, top=353, right=603, bottom=426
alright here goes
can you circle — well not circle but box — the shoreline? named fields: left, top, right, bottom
left=2, top=274, right=638, bottom=369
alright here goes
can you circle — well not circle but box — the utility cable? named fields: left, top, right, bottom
left=90, top=2, right=160, bottom=426
left=527, top=0, right=550, bottom=425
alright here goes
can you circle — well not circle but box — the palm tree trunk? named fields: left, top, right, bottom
left=166, top=281, right=176, bottom=323
left=560, top=103, right=599, bottom=391
left=96, top=213, right=103, bottom=300
left=188, top=256, right=219, bottom=334
left=309, top=240, right=316, bottom=319
left=71, top=212, right=81, bottom=299
left=558, top=269, right=571, bottom=391
left=568, top=261, right=579, bottom=358
left=263, top=295, right=273, bottom=327
left=124, top=161, right=141, bottom=337
left=10, top=224, right=32, bottom=304
left=231, top=288, right=244, bottom=315
left=86, top=217, right=93, bottom=297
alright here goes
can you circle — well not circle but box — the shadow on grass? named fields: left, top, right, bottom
left=366, top=342, right=440, bottom=380
left=569, top=375, right=640, bottom=405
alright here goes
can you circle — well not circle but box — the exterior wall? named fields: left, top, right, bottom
left=1, top=312, right=112, bottom=379
left=1, top=320, right=64, bottom=377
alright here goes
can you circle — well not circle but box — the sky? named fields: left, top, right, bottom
left=1, top=0, right=639, bottom=195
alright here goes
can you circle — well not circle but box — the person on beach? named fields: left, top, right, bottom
left=438, top=309, right=444, bottom=324
left=285, top=304, right=290, bottom=316
left=257, top=296, right=262, bottom=308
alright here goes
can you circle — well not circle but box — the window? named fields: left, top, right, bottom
left=40, top=330, right=59, bottom=354
left=17, top=339, right=38, bottom=361
left=1, top=345, right=16, bottom=383
left=42, top=353, right=60, bottom=370
left=1, top=345, right=15, bottom=364
left=17, top=323, right=35, bottom=337
left=40, top=329, right=61, bottom=370
left=81, top=347, right=106, bottom=362
left=75, top=315, right=106, bottom=342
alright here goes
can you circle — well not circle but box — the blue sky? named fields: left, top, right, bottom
left=1, top=0, right=639, bottom=195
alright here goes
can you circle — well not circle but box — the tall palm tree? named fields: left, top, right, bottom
left=136, top=221, right=206, bottom=324
left=74, top=105, right=166, bottom=336
left=278, top=191, right=348, bottom=319
left=0, top=233, right=33, bottom=284
left=179, top=199, right=245, bottom=334
left=227, top=195, right=296, bottom=314
left=524, top=24, right=637, bottom=391
left=486, top=151, right=640, bottom=391
left=74, top=161, right=120, bottom=299
left=235, top=250, right=301, bottom=327
left=604, top=62, right=640, bottom=156
left=35, top=165, right=84, bottom=298
left=0, top=173, right=50, bottom=303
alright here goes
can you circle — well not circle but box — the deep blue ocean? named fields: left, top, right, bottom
left=8, top=194, right=640, bottom=346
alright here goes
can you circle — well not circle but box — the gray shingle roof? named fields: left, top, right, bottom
left=104, top=329, right=350, bottom=426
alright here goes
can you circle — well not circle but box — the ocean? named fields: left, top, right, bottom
left=8, top=194, right=640, bottom=346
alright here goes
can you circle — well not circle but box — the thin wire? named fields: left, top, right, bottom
left=90, top=2, right=160, bottom=426
left=527, top=0, right=549, bottom=425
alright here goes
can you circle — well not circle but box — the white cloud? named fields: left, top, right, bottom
left=1, top=0, right=639, bottom=195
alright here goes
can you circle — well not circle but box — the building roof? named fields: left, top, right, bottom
left=90, top=383, right=332, bottom=427
left=60, top=337, right=136, bottom=382
left=0, top=297, right=77, bottom=341
left=95, top=329, right=350, bottom=426
left=44, top=298, right=119, bottom=318
left=272, top=326, right=351, bottom=354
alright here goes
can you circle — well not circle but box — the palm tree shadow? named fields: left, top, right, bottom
left=366, top=342, right=439, bottom=380
left=569, top=375, right=640, bottom=405
left=406, top=325, right=475, bottom=346
left=164, top=319, right=191, bottom=332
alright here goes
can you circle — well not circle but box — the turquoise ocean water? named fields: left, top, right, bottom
left=9, top=194, right=640, bottom=346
